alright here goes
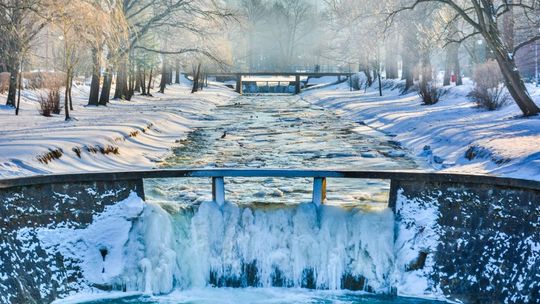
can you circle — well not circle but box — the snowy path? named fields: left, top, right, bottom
left=302, top=80, right=540, bottom=181
left=0, top=82, right=236, bottom=178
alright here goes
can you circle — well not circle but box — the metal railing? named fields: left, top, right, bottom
left=1, top=169, right=539, bottom=207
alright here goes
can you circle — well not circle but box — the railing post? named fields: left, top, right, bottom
left=236, top=75, right=243, bottom=94
left=295, top=75, right=301, bottom=94
left=212, top=177, right=225, bottom=206
left=312, top=177, right=327, bottom=207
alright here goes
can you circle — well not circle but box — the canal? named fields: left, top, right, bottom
left=88, top=95, right=444, bottom=304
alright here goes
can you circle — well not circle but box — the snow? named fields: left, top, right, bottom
left=393, top=189, right=443, bottom=299
left=34, top=192, right=145, bottom=286
left=302, top=78, right=540, bottom=181
left=2, top=73, right=539, bottom=303
left=0, top=78, right=236, bottom=178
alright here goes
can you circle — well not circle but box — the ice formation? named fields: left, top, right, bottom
left=121, top=200, right=395, bottom=294
left=35, top=194, right=397, bottom=296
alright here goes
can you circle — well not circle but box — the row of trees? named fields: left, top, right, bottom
left=328, top=0, right=540, bottom=116
left=1, top=0, right=233, bottom=120
left=228, top=0, right=540, bottom=116
left=2, top=0, right=540, bottom=117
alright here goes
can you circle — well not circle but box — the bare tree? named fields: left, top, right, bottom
left=390, top=0, right=540, bottom=116
left=0, top=0, right=48, bottom=108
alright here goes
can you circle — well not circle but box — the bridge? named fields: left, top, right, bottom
left=191, top=71, right=355, bottom=94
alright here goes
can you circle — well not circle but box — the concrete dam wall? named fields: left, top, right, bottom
left=0, top=170, right=538, bottom=303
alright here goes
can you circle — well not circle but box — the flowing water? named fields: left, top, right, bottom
left=87, top=95, right=442, bottom=303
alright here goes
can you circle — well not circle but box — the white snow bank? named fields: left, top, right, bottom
left=393, top=189, right=442, bottom=299
left=0, top=79, right=236, bottom=178
left=27, top=192, right=145, bottom=287
left=302, top=80, right=540, bottom=181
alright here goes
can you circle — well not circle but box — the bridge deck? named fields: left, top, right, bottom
left=199, top=72, right=354, bottom=77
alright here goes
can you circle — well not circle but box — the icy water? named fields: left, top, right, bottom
left=86, top=95, right=442, bottom=304
left=147, top=95, right=419, bottom=207
left=85, top=289, right=442, bottom=303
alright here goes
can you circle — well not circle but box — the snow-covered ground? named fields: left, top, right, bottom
left=0, top=79, right=236, bottom=178
left=1, top=75, right=539, bottom=182
left=302, top=79, right=540, bottom=181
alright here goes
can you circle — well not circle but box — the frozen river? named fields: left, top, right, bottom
left=147, top=94, right=419, bottom=207
left=85, top=95, right=443, bottom=304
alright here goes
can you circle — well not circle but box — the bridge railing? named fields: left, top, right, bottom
left=1, top=169, right=539, bottom=207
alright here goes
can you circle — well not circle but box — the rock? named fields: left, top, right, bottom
left=361, top=152, right=377, bottom=158
left=433, top=156, right=444, bottom=164
left=385, top=150, right=406, bottom=158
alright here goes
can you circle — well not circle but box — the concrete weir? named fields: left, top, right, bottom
left=0, top=169, right=539, bottom=303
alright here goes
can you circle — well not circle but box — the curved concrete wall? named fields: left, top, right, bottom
left=391, top=179, right=540, bottom=303
left=0, top=169, right=538, bottom=303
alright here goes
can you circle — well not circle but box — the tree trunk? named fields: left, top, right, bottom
left=146, top=68, right=153, bottom=96
left=385, top=33, right=399, bottom=79
left=420, top=49, right=432, bottom=83
left=401, top=25, right=418, bottom=92
left=159, top=60, right=167, bottom=93
left=134, top=68, right=142, bottom=93
left=502, top=1, right=515, bottom=50
left=444, top=43, right=460, bottom=86
left=113, top=66, right=124, bottom=99
left=377, top=70, right=383, bottom=96
left=65, top=70, right=71, bottom=121
left=175, top=59, right=180, bottom=84
left=191, top=63, right=201, bottom=94
left=126, top=63, right=135, bottom=101
left=454, top=48, right=462, bottom=86
left=69, top=74, right=73, bottom=111
left=6, top=63, right=19, bottom=107
left=99, top=69, right=112, bottom=106
left=141, top=69, right=147, bottom=95
left=88, top=49, right=101, bottom=106
left=478, top=22, right=539, bottom=116
left=114, top=56, right=128, bottom=100
left=493, top=49, right=539, bottom=116
left=443, top=47, right=452, bottom=86
left=15, top=70, right=22, bottom=115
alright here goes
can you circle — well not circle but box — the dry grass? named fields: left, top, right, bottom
left=86, top=145, right=120, bottom=155
left=37, top=148, right=64, bottom=164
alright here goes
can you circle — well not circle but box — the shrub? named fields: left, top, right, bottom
left=38, top=88, right=61, bottom=117
left=49, top=88, right=61, bottom=114
left=351, top=72, right=368, bottom=91
left=418, top=81, right=445, bottom=105
left=25, top=71, right=65, bottom=90
left=468, top=60, right=510, bottom=110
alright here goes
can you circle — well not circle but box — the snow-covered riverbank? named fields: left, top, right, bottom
left=302, top=80, right=540, bottom=181
left=0, top=81, right=236, bottom=178
left=2, top=77, right=539, bottom=182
